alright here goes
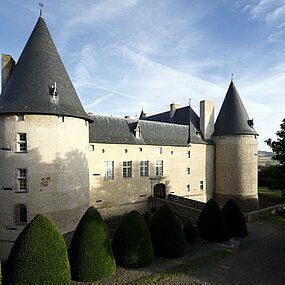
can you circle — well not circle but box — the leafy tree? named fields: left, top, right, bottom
left=197, top=198, right=230, bottom=242
left=149, top=205, right=186, bottom=259
left=265, top=118, right=285, bottom=196
left=5, top=214, right=71, bottom=285
left=222, top=199, right=248, bottom=237
left=112, top=210, right=154, bottom=268
left=69, top=206, right=115, bottom=282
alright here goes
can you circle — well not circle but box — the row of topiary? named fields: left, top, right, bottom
left=1, top=198, right=247, bottom=284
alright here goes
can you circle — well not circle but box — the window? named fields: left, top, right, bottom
left=17, top=133, right=27, bottom=152
left=187, top=184, right=190, bottom=192
left=157, top=147, right=162, bottom=154
left=123, top=161, right=132, bottom=178
left=16, top=114, right=25, bottom=121
left=200, top=181, right=204, bottom=190
left=156, top=160, right=163, bottom=176
left=187, top=151, right=191, bottom=158
left=125, top=149, right=128, bottom=153
left=104, top=161, right=114, bottom=180
left=89, top=145, right=95, bottom=151
left=187, top=167, right=191, bottom=175
left=17, top=168, right=28, bottom=192
left=140, top=160, right=149, bottom=177
left=15, top=204, right=27, bottom=225
left=58, top=116, right=64, bottom=122
left=139, top=147, right=143, bottom=152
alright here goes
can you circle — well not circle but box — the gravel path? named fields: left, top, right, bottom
left=73, top=218, right=285, bottom=285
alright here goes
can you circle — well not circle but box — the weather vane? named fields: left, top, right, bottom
left=231, top=73, right=234, bottom=81
left=39, top=0, right=44, bottom=17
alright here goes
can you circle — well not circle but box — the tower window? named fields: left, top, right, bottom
left=187, top=151, right=191, bottom=158
left=17, top=133, right=27, bottom=152
left=187, top=184, right=190, bottom=192
left=199, top=181, right=204, bottom=190
left=104, top=161, right=114, bottom=180
left=187, top=167, right=191, bottom=175
left=16, top=168, right=28, bottom=192
left=123, top=161, right=132, bottom=178
left=15, top=204, right=27, bottom=225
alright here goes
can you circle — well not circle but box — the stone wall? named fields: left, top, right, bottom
left=168, top=194, right=205, bottom=210
left=258, top=194, right=284, bottom=208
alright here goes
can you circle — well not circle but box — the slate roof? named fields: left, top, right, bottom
left=89, top=114, right=209, bottom=146
left=0, top=17, right=91, bottom=121
left=213, top=81, right=258, bottom=136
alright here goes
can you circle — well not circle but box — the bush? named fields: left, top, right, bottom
left=69, top=206, right=115, bottom=282
left=197, top=198, right=230, bottom=242
left=222, top=199, right=248, bottom=237
left=183, top=221, right=198, bottom=244
left=0, top=259, right=2, bottom=285
left=5, top=214, right=70, bottom=284
left=112, top=210, right=154, bottom=268
left=149, top=205, right=186, bottom=258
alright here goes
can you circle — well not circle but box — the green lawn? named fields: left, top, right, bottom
left=258, top=187, right=282, bottom=197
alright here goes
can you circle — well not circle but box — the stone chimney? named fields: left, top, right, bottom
left=1, top=54, right=15, bottom=92
left=170, top=103, right=181, bottom=118
left=200, top=100, right=215, bottom=140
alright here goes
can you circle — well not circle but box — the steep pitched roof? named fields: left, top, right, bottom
left=213, top=81, right=258, bottom=136
left=0, top=17, right=91, bottom=121
left=89, top=115, right=209, bottom=146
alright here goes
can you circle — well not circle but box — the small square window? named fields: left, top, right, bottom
left=125, top=149, right=128, bottom=153
left=139, top=147, right=143, bottom=152
left=187, top=167, right=191, bottom=175
left=16, top=114, right=25, bottom=121
left=102, top=149, right=105, bottom=153
left=187, top=151, right=191, bottom=158
left=89, top=145, right=95, bottom=151
left=199, top=181, right=204, bottom=190
left=157, top=147, right=162, bottom=154
left=171, top=151, right=174, bottom=155
left=187, top=184, right=190, bottom=192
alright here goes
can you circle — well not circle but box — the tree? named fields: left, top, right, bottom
left=69, top=206, right=115, bottom=282
left=149, top=205, right=186, bottom=259
left=265, top=118, right=285, bottom=195
left=5, top=214, right=71, bottom=284
left=112, top=210, right=154, bottom=268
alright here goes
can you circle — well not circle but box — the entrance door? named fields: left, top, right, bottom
left=154, top=183, right=166, bottom=199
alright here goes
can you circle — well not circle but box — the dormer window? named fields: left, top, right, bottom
left=134, top=123, right=142, bottom=138
left=248, top=119, right=254, bottom=128
left=51, top=82, right=58, bottom=100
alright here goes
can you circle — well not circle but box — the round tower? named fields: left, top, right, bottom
left=0, top=17, right=92, bottom=259
left=212, top=81, right=259, bottom=212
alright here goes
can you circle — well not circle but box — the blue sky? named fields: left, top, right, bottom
left=1, top=0, right=285, bottom=150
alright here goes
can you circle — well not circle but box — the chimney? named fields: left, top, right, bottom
left=1, top=54, right=15, bottom=92
left=200, top=100, right=215, bottom=140
left=170, top=103, right=181, bottom=118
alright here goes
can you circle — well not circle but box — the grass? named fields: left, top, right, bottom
left=262, top=214, right=285, bottom=224
left=258, top=187, right=282, bottom=197
left=129, top=250, right=232, bottom=285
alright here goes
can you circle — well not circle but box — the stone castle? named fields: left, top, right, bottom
left=0, top=16, right=259, bottom=260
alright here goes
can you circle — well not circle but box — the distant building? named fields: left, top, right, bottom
left=0, top=16, right=259, bottom=260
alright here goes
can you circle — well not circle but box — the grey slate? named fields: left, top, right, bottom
left=213, top=81, right=258, bottom=136
left=0, top=17, right=91, bottom=121
left=89, top=114, right=208, bottom=146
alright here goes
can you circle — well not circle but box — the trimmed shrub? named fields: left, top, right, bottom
left=112, top=210, right=154, bottom=268
left=5, top=214, right=71, bottom=284
left=197, top=198, right=230, bottom=242
left=222, top=199, right=248, bottom=237
left=0, top=259, right=1, bottom=285
left=149, top=205, right=186, bottom=258
left=183, top=221, right=198, bottom=244
left=69, top=206, right=115, bottom=282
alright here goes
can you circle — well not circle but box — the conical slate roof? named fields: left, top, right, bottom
left=213, top=81, right=258, bottom=136
left=0, top=17, right=91, bottom=121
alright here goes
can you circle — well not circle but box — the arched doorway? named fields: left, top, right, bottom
left=153, top=183, right=166, bottom=199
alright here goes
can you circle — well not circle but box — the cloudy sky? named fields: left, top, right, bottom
left=1, top=0, right=285, bottom=150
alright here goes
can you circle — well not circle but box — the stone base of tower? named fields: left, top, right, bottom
left=215, top=193, right=259, bottom=212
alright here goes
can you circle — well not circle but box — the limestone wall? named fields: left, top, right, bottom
left=88, top=142, right=215, bottom=218
left=0, top=114, right=90, bottom=237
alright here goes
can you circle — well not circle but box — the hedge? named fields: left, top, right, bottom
left=149, top=205, right=186, bottom=258
left=197, top=198, right=230, bottom=242
left=112, top=210, right=154, bottom=268
left=183, top=221, right=198, bottom=244
left=69, top=206, right=115, bottom=282
left=5, top=214, right=71, bottom=284
left=222, top=199, right=248, bottom=237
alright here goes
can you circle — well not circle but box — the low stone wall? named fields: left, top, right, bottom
left=149, top=196, right=201, bottom=224
left=244, top=204, right=285, bottom=222
left=168, top=194, right=205, bottom=210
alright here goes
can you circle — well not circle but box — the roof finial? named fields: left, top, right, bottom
left=231, top=73, right=234, bottom=82
left=39, top=0, right=44, bottom=17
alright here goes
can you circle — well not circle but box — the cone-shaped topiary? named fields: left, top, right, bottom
left=5, top=214, right=71, bottom=284
left=69, top=206, right=115, bottom=282
left=197, top=198, right=230, bottom=242
left=0, top=259, right=2, bottom=285
left=222, top=199, right=248, bottom=237
left=112, top=210, right=154, bottom=268
left=149, top=205, right=186, bottom=258
left=183, top=221, right=198, bottom=244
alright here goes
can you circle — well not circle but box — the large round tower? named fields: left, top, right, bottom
left=0, top=17, right=92, bottom=259
left=212, top=81, right=259, bottom=212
